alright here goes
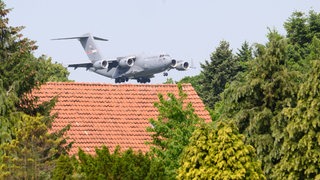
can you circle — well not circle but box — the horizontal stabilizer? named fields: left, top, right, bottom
left=51, top=34, right=108, bottom=41
left=52, top=33, right=108, bottom=63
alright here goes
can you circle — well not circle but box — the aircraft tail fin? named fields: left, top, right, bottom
left=52, top=33, right=108, bottom=63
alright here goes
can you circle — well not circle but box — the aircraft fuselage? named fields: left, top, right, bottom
left=53, top=33, right=189, bottom=83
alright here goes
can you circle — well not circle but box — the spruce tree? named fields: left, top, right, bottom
left=0, top=1, right=71, bottom=178
left=199, top=40, right=239, bottom=109
left=0, top=1, right=69, bottom=115
left=236, top=41, right=253, bottom=73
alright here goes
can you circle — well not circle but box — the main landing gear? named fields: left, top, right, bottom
left=137, top=77, right=150, bottom=83
left=115, top=77, right=129, bottom=83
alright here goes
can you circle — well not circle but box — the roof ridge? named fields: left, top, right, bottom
left=44, top=82, right=192, bottom=87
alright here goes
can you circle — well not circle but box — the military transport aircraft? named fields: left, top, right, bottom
left=52, top=33, right=190, bottom=83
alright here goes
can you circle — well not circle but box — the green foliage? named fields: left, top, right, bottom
left=54, top=146, right=166, bottom=179
left=199, top=40, right=240, bottom=109
left=178, top=122, right=265, bottom=180
left=285, top=10, right=320, bottom=72
left=285, top=10, right=320, bottom=48
left=52, top=155, right=76, bottom=180
left=272, top=60, right=320, bottom=179
left=146, top=84, right=205, bottom=178
left=0, top=1, right=70, bottom=115
left=179, top=74, right=204, bottom=96
left=0, top=1, right=71, bottom=178
left=0, top=113, right=70, bottom=179
left=164, top=78, right=175, bottom=84
left=218, top=30, right=299, bottom=177
left=236, top=41, right=253, bottom=74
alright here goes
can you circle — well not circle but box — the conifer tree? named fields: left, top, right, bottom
left=54, top=146, right=166, bottom=179
left=0, top=1, right=69, bottom=114
left=0, top=1, right=71, bottom=178
left=236, top=41, right=253, bottom=73
left=199, top=40, right=239, bottom=109
left=219, top=31, right=299, bottom=176
left=272, top=60, right=320, bottom=179
left=285, top=10, right=320, bottom=72
left=0, top=113, right=70, bottom=179
left=177, top=122, right=265, bottom=179
left=179, top=74, right=204, bottom=97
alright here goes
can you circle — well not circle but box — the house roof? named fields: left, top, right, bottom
left=32, top=82, right=211, bottom=155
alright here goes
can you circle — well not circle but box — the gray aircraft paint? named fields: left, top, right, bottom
left=53, top=33, right=189, bottom=83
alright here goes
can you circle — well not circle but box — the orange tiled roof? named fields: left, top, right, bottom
left=33, top=82, right=211, bottom=155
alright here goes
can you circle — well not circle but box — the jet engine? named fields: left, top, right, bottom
left=175, top=61, right=189, bottom=71
left=119, top=56, right=135, bottom=68
left=93, top=60, right=108, bottom=69
left=171, top=59, right=177, bottom=68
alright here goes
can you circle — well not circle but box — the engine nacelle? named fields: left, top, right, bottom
left=93, top=60, right=108, bottom=69
left=119, top=56, right=135, bottom=68
left=175, top=61, right=189, bottom=71
left=171, top=59, right=177, bottom=68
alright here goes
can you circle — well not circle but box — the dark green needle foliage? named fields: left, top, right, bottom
left=53, top=146, right=166, bottom=180
left=199, top=40, right=239, bottom=109
left=0, top=1, right=71, bottom=178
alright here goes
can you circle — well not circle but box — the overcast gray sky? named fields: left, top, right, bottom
left=4, top=0, right=320, bottom=84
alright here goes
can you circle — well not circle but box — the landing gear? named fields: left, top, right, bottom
left=137, top=77, right=150, bottom=83
left=115, top=77, right=129, bottom=83
left=163, top=72, right=168, bottom=76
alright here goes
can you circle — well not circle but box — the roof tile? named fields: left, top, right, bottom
left=32, top=82, right=211, bottom=154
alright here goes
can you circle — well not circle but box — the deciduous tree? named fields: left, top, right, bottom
left=146, top=84, right=205, bottom=178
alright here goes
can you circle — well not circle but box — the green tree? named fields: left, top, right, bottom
left=179, top=74, right=204, bottom=96
left=272, top=60, right=320, bottom=179
left=52, top=155, right=76, bottom=180
left=285, top=11, right=309, bottom=47
left=178, top=122, right=265, bottom=180
left=163, top=77, right=175, bottom=84
left=236, top=41, right=253, bottom=73
left=218, top=31, right=299, bottom=177
left=0, top=1, right=71, bottom=178
left=0, top=1, right=69, bottom=114
left=54, top=146, right=166, bottom=180
left=285, top=10, right=320, bottom=72
left=199, top=40, right=239, bottom=109
left=146, top=84, right=205, bottom=178
left=0, top=0, right=70, bottom=137
left=0, top=113, right=70, bottom=179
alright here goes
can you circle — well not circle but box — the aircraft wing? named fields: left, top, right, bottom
left=68, top=63, right=93, bottom=70
left=68, top=60, right=119, bottom=70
